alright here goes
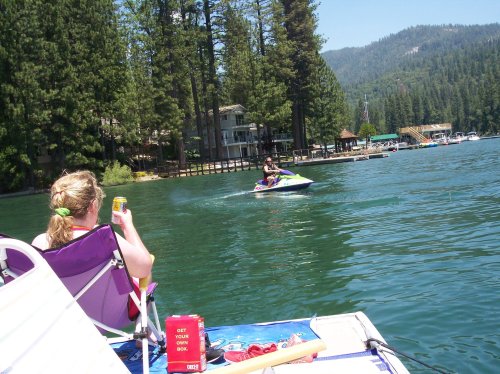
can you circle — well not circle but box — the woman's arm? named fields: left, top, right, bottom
left=271, top=164, right=282, bottom=172
left=112, top=209, right=153, bottom=278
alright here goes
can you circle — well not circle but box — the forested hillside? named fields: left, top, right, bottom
left=322, top=24, right=500, bottom=135
left=2, top=1, right=499, bottom=196
left=0, top=0, right=347, bottom=193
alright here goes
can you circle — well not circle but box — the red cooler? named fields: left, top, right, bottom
left=166, top=315, right=207, bottom=373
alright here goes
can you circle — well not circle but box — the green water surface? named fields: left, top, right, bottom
left=1, top=138, right=499, bottom=373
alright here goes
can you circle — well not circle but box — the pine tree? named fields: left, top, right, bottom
left=203, top=0, right=223, bottom=160
left=353, top=99, right=364, bottom=133
left=384, top=96, right=396, bottom=133
left=180, top=0, right=207, bottom=161
left=0, top=1, right=46, bottom=191
left=255, top=0, right=295, bottom=152
left=280, top=0, right=321, bottom=150
left=91, top=1, right=136, bottom=166
left=309, top=60, right=348, bottom=152
left=411, top=90, right=424, bottom=125
left=124, top=0, right=186, bottom=165
left=219, top=2, right=254, bottom=106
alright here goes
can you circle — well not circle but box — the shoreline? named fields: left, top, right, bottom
left=0, top=188, right=49, bottom=199
left=0, top=175, right=163, bottom=199
left=0, top=148, right=402, bottom=198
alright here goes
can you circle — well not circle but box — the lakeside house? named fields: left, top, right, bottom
left=187, top=104, right=293, bottom=159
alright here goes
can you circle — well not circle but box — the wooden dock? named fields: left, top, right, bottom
left=280, top=152, right=389, bottom=167
left=156, top=152, right=390, bottom=179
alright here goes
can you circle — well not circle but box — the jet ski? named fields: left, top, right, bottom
left=252, top=170, right=314, bottom=193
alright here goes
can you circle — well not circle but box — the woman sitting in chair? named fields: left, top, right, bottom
left=32, top=170, right=153, bottom=279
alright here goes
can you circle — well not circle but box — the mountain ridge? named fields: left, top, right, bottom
left=321, top=23, right=500, bottom=134
left=322, top=23, right=500, bottom=88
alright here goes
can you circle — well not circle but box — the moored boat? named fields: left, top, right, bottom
left=466, top=131, right=480, bottom=141
left=395, top=141, right=411, bottom=150
left=419, top=140, right=439, bottom=148
left=453, top=132, right=467, bottom=142
left=448, top=135, right=462, bottom=144
left=432, top=132, right=449, bottom=145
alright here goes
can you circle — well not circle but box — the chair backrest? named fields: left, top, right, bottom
left=0, top=237, right=129, bottom=373
left=2, top=225, right=134, bottom=330
left=1, top=233, right=34, bottom=281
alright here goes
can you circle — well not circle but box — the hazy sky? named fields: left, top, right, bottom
left=316, top=0, right=500, bottom=52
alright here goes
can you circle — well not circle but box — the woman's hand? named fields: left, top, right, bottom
left=112, top=209, right=134, bottom=230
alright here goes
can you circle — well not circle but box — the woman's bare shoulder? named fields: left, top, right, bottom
left=32, top=233, right=49, bottom=249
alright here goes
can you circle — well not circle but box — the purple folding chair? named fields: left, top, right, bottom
left=0, top=236, right=129, bottom=373
left=0, top=225, right=165, bottom=374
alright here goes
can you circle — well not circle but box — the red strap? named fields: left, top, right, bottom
left=128, top=280, right=141, bottom=320
left=71, top=225, right=93, bottom=231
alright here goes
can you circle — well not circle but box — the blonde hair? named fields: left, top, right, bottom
left=47, top=170, right=104, bottom=248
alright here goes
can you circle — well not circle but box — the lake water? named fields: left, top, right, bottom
left=1, top=138, right=499, bottom=373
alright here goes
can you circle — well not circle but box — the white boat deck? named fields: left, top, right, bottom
left=1, top=236, right=411, bottom=374
left=249, top=313, right=410, bottom=374
left=312, top=314, right=370, bottom=356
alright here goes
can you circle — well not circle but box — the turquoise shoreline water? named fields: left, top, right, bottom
left=1, top=138, right=499, bottom=373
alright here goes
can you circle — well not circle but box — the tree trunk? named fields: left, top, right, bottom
left=177, top=133, right=186, bottom=168
left=203, top=0, right=223, bottom=160
left=199, top=45, right=213, bottom=160
left=256, top=0, right=266, bottom=57
left=190, top=68, right=205, bottom=161
left=110, top=119, right=116, bottom=161
left=292, top=100, right=302, bottom=150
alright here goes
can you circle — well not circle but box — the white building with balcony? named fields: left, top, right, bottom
left=188, top=104, right=292, bottom=159
left=220, top=104, right=254, bottom=158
